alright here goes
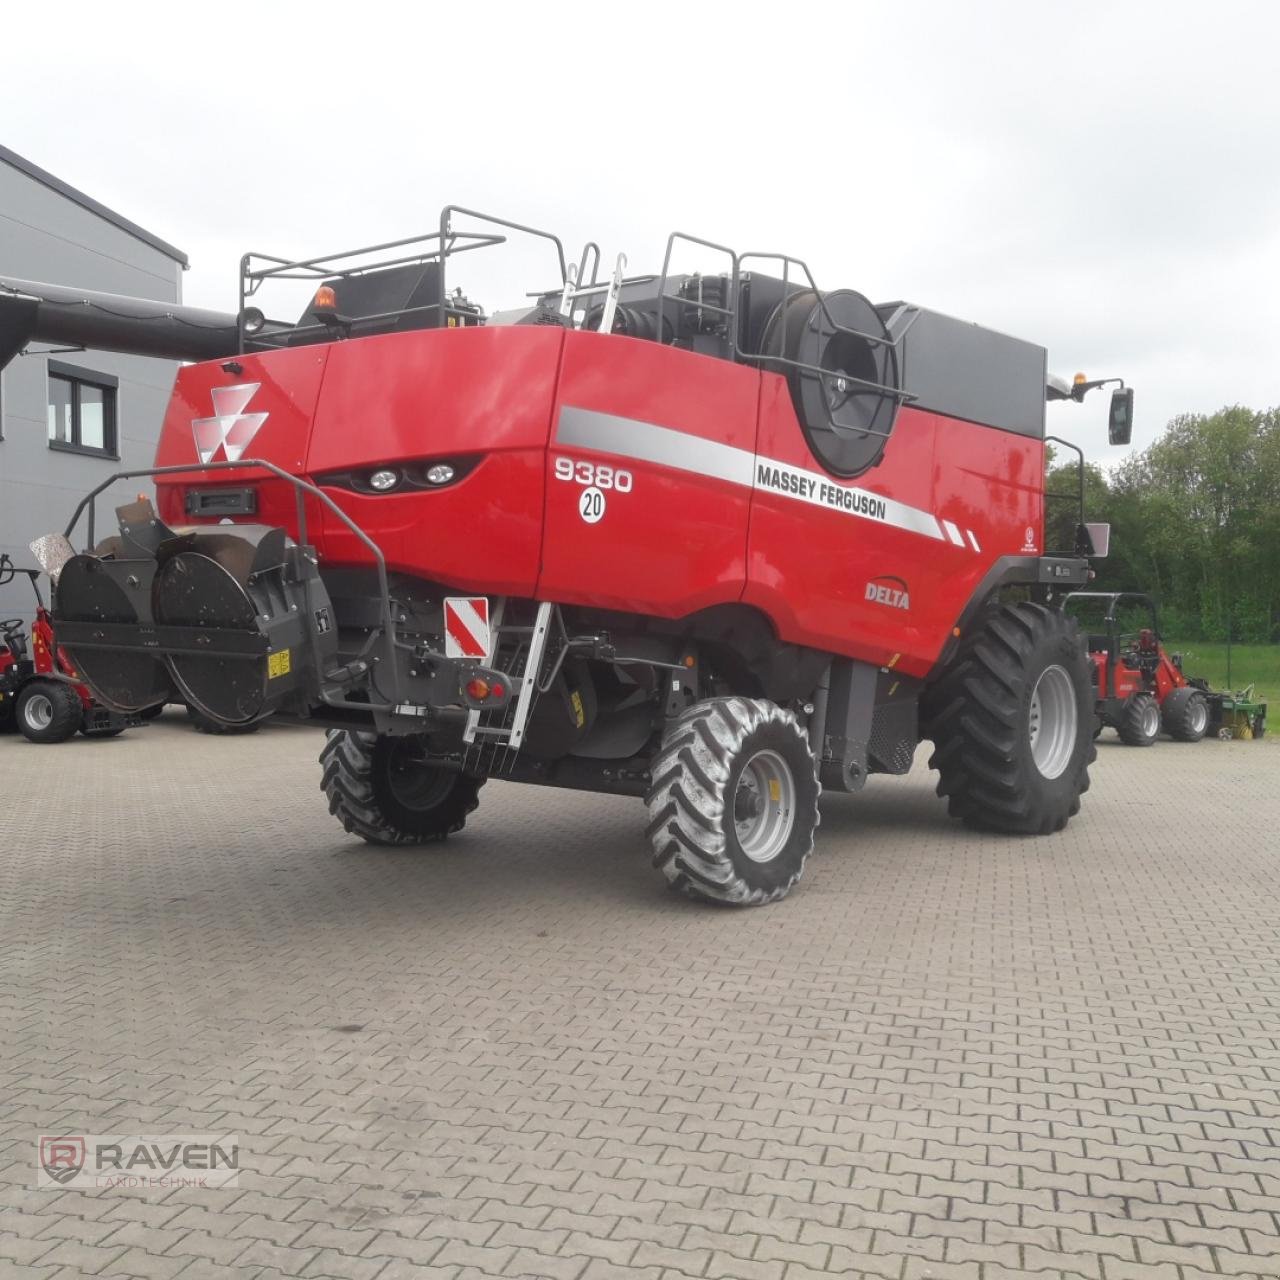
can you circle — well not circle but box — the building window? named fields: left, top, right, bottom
left=47, top=360, right=119, bottom=457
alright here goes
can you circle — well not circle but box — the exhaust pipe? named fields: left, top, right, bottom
left=53, top=497, right=337, bottom=726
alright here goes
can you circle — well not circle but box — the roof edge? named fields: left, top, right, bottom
left=0, top=144, right=189, bottom=268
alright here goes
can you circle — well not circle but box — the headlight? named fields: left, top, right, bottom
left=368, top=469, right=400, bottom=492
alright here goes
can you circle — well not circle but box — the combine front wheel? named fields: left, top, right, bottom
left=925, top=603, right=1095, bottom=833
left=320, top=731, right=484, bottom=846
left=1118, top=693, right=1161, bottom=747
left=1161, top=688, right=1209, bottom=742
left=645, top=697, right=820, bottom=906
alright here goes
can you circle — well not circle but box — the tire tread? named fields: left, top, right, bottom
left=644, top=696, right=819, bottom=906
left=923, top=602, right=1095, bottom=834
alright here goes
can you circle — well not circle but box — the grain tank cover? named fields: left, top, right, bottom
left=879, top=304, right=1048, bottom=438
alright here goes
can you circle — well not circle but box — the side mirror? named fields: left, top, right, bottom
left=1108, top=386, right=1134, bottom=446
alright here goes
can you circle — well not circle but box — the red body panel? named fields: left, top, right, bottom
left=308, top=327, right=561, bottom=596
left=156, top=345, right=331, bottom=537
left=539, top=333, right=756, bottom=614
left=746, top=386, right=1043, bottom=678
left=154, top=327, right=1048, bottom=676
left=0, top=609, right=94, bottom=709
left=1092, top=648, right=1186, bottom=706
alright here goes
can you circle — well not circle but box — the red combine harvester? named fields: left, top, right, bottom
left=0, top=554, right=133, bottom=742
left=0, top=209, right=1132, bottom=904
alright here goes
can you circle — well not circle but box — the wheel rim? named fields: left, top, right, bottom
left=1028, top=665, right=1078, bottom=780
left=1189, top=697, right=1207, bottom=735
left=1142, top=699, right=1160, bottom=737
left=24, top=693, right=53, bottom=730
left=384, top=742, right=454, bottom=811
left=733, top=748, right=796, bottom=863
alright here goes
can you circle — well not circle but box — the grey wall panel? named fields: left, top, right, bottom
left=0, top=159, right=181, bottom=617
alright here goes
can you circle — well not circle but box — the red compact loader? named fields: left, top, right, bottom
left=0, top=554, right=133, bottom=742
left=1066, top=591, right=1266, bottom=745
left=0, top=208, right=1132, bottom=904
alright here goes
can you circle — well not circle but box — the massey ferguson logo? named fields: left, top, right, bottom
left=192, top=383, right=268, bottom=464
left=865, top=575, right=911, bottom=610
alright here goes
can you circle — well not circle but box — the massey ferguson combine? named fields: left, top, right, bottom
left=0, top=208, right=1132, bottom=905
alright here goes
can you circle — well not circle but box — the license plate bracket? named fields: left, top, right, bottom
left=184, top=487, right=258, bottom=517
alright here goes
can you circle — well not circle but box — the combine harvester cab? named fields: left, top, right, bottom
left=1, top=207, right=1130, bottom=905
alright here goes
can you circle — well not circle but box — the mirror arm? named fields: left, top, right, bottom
left=1070, top=375, right=1126, bottom=403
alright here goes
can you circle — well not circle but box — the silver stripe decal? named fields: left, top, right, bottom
left=557, top=405, right=755, bottom=487
left=556, top=404, right=962, bottom=549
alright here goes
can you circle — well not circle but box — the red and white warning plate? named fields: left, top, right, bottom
left=443, top=597, right=491, bottom=659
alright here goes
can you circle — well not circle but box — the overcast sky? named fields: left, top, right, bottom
left=4, top=0, right=1278, bottom=459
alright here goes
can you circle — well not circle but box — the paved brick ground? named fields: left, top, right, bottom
left=2, top=713, right=1278, bottom=1279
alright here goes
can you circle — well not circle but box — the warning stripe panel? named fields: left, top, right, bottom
left=444, top=597, right=490, bottom=659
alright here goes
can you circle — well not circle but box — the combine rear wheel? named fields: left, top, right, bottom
left=925, top=602, right=1095, bottom=833
left=1161, top=687, right=1208, bottom=742
left=320, top=731, right=484, bottom=846
left=645, top=697, right=820, bottom=906
left=1118, top=693, right=1161, bottom=747
left=15, top=680, right=82, bottom=744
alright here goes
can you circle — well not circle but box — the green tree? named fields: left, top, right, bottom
left=1105, top=406, right=1280, bottom=641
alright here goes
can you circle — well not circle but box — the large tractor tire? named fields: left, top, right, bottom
left=924, top=602, right=1095, bottom=834
left=1118, top=692, right=1161, bottom=747
left=1161, top=687, right=1209, bottom=742
left=15, top=680, right=83, bottom=744
left=320, top=731, right=484, bottom=846
left=645, top=697, right=820, bottom=906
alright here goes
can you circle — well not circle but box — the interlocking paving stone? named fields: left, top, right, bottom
left=2, top=714, right=1279, bottom=1278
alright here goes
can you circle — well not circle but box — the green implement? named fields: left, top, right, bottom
left=1194, top=681, right=1268, bottom=740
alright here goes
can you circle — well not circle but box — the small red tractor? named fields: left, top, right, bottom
left=0, top=554, right=133, bottom=742
left=1, top=208, right=1134, bottom=904
left=1067, top=591, right=1267, bottom=745
left=1065, top=591, right=1206, bottom=745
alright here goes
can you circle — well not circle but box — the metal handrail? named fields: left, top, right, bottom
left=652, top=233, right=919, bottom=440
left=437, top=206, right=569, bottom=329
left=237, top=205, right=572, bottom=351
left=654, top=231, right=740, bottom=337
left=1044, top=434, right=1087, bottom=554
left=61, top=457, right=402, bottom=704
left=733, top=252, right=913, bottom=439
